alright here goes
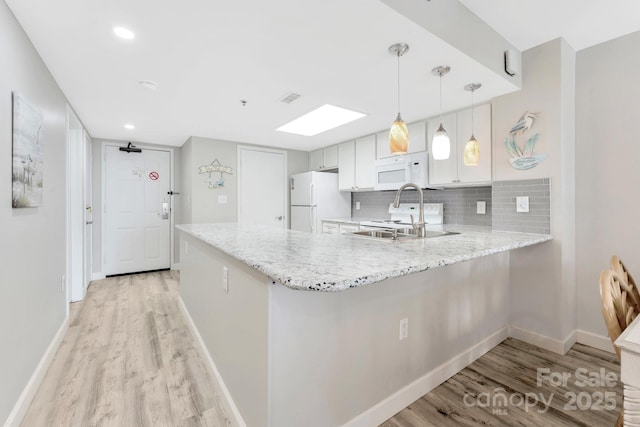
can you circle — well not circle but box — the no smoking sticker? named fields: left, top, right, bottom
left=149, top=171, right=159, bottom=180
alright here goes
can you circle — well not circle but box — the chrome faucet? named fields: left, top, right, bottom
left=392, top=183, right=426, bottom=238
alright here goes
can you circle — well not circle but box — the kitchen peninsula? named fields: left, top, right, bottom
left=177, top=223, right=551, bottom=427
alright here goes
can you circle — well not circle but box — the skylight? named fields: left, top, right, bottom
left=276, top=104, right=366, bottom=136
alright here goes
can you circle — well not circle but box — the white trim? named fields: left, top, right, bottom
left=178, top=297, right=246, bottom=427
left=507, top=326, right=576, bottom=355
left=100, top=141, right=175, bottom=275
left=577, top=329, right=615, bottom=353
left=171, top=263, right=181, bottom=271
left=3, top=318, right=68, bottom=427
left=343, top=327, right=508, bottom=427
left=236, top=145, right=288, bottom=228
left=90, top=272, right=106, bottom=281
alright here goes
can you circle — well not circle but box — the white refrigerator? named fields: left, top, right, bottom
left=290, top=171, right=351, bottom=234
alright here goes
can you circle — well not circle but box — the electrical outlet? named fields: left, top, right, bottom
left=222, top=266, right=229, bottom=293
left=399, top=318, right=409, bottom=341
left=355, top=201, right=361, bottom=210
left=477, top=201, right=486, bottom=215
left=218, top=195, right=228, bottom=204
left=185, top=241, right=189, bottom=256
left=60, top=275, right=65, bottom=294
left=516, top=196, right=530, bottom=213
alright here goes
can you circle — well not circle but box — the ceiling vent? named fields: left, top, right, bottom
left=279, top=92, right=301, bottom=104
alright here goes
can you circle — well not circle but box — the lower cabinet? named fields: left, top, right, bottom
left=322, top=221, right=360, bottom=235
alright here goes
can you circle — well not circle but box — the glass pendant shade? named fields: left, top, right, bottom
left=463, top=134, right=480, bottom=165
left=389, top=113, right=409, bottom=155
left=432, top=123, right=450, bottom=160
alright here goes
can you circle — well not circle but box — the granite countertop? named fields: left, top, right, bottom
left=322, top=217, right=376, bottom=224
left=176, top=223, right=552, bottom=292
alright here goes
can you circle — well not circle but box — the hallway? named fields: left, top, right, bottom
left=21, top=271, right=231, bottom=427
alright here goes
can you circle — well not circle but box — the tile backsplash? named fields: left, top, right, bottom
left=351, top=187, right=492, bottom=226
left=492, top=179, right=550, bottom=234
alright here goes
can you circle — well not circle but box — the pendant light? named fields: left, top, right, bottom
left=388, top=43, right=410, bottom=155
left=431, top=65, right=451, bottom=160
left=463, top=83, right=482, bottom=166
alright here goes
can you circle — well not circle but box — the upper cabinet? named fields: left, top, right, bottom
left=376, top=121, right=427, bottom=159
left=338, top=135, right=376, bottom=191
left=428, top=104, right=492, bottom=186
left=309, top=145, right=339, bottom=171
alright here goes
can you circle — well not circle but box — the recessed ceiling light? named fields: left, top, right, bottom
left=276, top=104, right=366, bottom=136
left=139, top=80, right=158, bottom=91
left=124, top=124, right=135, bottom=130
left=113, top=27, right=135, bottom=40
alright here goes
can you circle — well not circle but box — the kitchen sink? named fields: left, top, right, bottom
left=352, top=228, right=460, bottom=241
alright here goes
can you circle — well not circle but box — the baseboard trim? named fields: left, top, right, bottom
left=343, top=327, right=508, bottom=427
left=508, top=326, right=576, bottom=355
left=577, top=329, right=615, bottom=353
left=178, top=297, right=245, bottom=427
left=3, top=317, right=68, bottom=427
left=90, top=272, right=106, bottom=281
left=171, top=263, right=181, bottom=271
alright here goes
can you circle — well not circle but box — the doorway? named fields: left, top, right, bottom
left=237, top=146, right=287, bottom=228
left=102, top=143, right=172, bottom=276
left=66, top=106, right=90, bottom=303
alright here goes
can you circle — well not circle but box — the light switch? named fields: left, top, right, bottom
left=516, top=196, right=530, bottom=213
left=477, top=201, right=486, bottom=215
left=218, top=195, right=228, bottom=204
left=355, top=201, right=361, bottom=210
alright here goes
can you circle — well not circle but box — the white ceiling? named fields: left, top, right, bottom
left=459, top=0, right=640, bottom=51
left=6, top=0, right=640, bottom=151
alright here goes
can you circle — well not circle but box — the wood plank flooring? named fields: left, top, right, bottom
left=381, top=338, right=622, bottom=427
left=23, top=271, right=622, bottom=427
left=21, top=271, right=231, bottom=427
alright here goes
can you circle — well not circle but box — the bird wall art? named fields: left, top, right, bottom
left=505, top=111, right=548, bottom=170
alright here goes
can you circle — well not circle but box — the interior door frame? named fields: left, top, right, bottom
left=237, top=145, right=288, bottom=228
left=100, top=141, right=176, bottom=275
left=66, top=105, right=87, bottom=306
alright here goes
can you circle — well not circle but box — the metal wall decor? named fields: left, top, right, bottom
left=505, top=111, right=548, bottom=170
left=198, top=158, right=233, bottom=188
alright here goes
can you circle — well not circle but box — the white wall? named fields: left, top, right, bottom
left=0, top=2, right=68, bottom=423
left=575, top=30, right=640, bottom=337
left=180, top=136, right=309, bottom=226
left=492, top=39, right=577, bottom=346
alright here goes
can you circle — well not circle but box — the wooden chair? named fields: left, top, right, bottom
left=599, top=268, right=640, bottom=427
left=610, top=255, right=640, bottom=313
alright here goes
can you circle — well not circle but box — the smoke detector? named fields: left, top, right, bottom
left=139, top=80, right=158, bottom=91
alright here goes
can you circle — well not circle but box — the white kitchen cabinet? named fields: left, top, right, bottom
left=338, top=141, right=356, bottom=190
left=338, top=136, right=376, bottom=191
left=428, top=104, right=491, bottom=186
left=376, top=121, right=427, bottom=159
left=322, top=222, right=340, bottom=234
left=309, top=149, right=323, bottom=170
left=339, top=223, right=359, bottom=234
left=427, top=112, right=458, bottom=185
left=309, top=145, right=339, bottom=171
left=456, top=104, right=492, bottom=184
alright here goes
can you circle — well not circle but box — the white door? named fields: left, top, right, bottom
left=238, top=146, right=287, bottom=228
left=67, top=106, right=86, bottom=303
left=83, top=131, right=92, bottom=288
left=104, top=145, right=171, bottom=275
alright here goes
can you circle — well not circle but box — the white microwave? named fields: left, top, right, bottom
left=374, top=151, right=429, bottom=190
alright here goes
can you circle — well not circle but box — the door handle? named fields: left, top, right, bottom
left=86, top=221, right=93, bottom=225
left=275, top=216, right=284, bottom=220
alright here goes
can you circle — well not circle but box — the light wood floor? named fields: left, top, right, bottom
left=23, top=271, right=622, bottom=427
left=21, top=271, right=231, bottom=427
left=382, top=338, right=622, bottom=426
